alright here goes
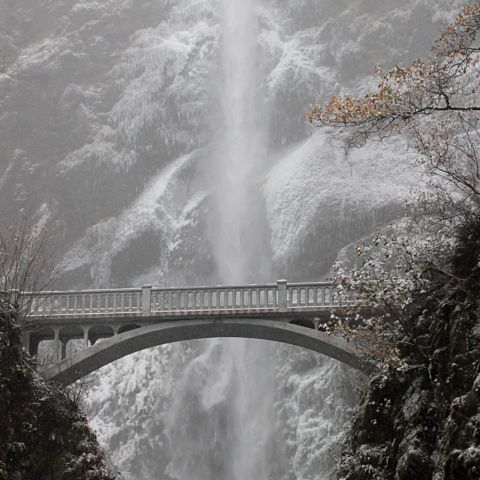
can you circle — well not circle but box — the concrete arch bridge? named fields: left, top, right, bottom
left=21, top=280, right=369, bottom=385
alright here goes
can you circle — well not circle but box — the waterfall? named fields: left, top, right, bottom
left=212, top=1, right=277, bottom=479
left=165, top=1, right=278, bottom=479
left=213, top=0, right=264, bottom=283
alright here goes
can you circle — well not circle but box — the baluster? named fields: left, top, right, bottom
left=220, top=291, right=225, bottom=309
left=178, top=291, right=183, bottom=310
left=174, top=292, right=179, bottom=309
left=190, top=291, right=194, bottom=309
left=160, top=292, right=165, bottom=311
left=203, top=291, right=208, bottom=310
left=150, top=292, right=155, bottom=312
left=326, top=287, right=331, bottom=305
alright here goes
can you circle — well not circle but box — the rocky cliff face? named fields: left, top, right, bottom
left=338, top=219, right=480, bottom=480
left=0, top=1, right=468, bottom=479
left=0, top=306, right=115, bottom=480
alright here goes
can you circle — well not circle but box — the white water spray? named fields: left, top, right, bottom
left=165, top=2, right=277, bottom=479
left=212, top=1, right=277, bottom=479
left=213, top=0, right=264, bottom=283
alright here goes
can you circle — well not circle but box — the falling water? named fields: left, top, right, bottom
left=166, top=1, right=278, bottom=479
left=211, top=0, right=277, bottom=479
left=214, top=0, right=265, bottom=283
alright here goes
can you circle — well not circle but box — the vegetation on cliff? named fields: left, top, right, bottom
left=337, top=216, right=480, bottom=479
left=0, top=216, right=116, bottom=479
left=308, top=4, right=480, bottom=479
left=0, top=302, right=117, bottom=480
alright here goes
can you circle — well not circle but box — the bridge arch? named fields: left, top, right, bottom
left=43, top=319, right=370, bottom=385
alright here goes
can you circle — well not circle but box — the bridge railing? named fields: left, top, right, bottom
left=150, top=284, right=279, bottom=312
left=24, top=280, right=358, bottom=317
left=26, top=288, right=143, bottom=316
left=286, top=282, right=357, bottom=308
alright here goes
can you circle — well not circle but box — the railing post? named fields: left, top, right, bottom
left=142, top=285, right=152, bottom=315
left=277, top=279, right=287, bottom=311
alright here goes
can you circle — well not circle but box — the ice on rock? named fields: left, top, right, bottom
left=58, top=151, right=201, bottom=286
left=264, top=131, right=419, bottom=273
